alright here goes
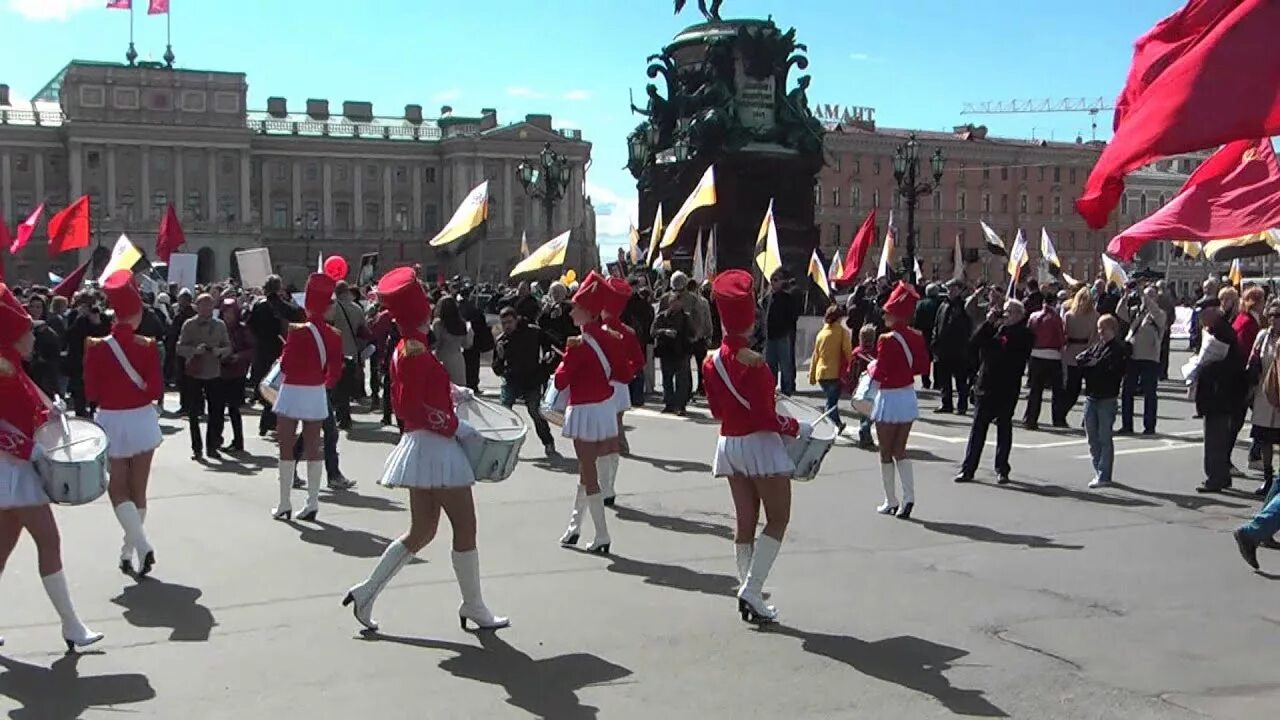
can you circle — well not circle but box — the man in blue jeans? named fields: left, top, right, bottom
left=763, top=269, right=800, bottom=396
left=1234, top=483, right=1280, bottom=569
left=1077, top=315, right=1127, bottom=488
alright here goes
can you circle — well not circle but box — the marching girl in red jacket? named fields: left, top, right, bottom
left=599, top=276, right=644, bottom=504
left=702, top=270, right=809, bottom=625
left=868, top=282, right=931, bottom=519
left=85, top=270, right=165, bottom=576
left=0, top=283, right=103, bottom=650
left=343, top=267, right=506, bottom=632
left=272, top=273, right=343, bottom=522
left=554, top=272, right=627, bottom=554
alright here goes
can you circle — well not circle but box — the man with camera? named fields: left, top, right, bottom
left=1117, top=285, right=1167, bottom=435
left=954, top=299, right=1034, bottom=484
left=493, top=306, right=558, bottom=457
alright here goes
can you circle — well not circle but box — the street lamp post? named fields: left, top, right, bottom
left=516, top=142, right=572, bottom=239
left=892, top=134, right=945, bottom=285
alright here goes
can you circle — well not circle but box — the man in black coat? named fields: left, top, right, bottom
left=64, top=292, right=111, bottom=417
left=1193, top=299, right=1246, bottom=493
left=493, top=307, right=558, bottom=457
left=913, top=284, right=942, bottom=390
left=459, top=286, right=493, bottom=393
left=247, top=275, right=304, bottom=435
left=955, top=299, right=1034, bottom=484
left=931, top=280, right=973, bottom=414
left=621, top=277, right=656, bottom=405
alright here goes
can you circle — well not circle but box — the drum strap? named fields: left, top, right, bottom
left=306, top=323, right=327, bottom=369
left=104, top=336, right=146, bottom=391
left=890, top=331, right=913, bottom=368
left=712, top=352, right=752, bottom=411
left=581, top=331, right=612, bottom=380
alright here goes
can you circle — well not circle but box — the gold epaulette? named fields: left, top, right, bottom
left=736, top=348, right=764, bottom=367
left=401, top=339, right=427, bottom=357
left=0, top=356, right=12, bottom=377
left=566, top=336, right=584, bottom=349
left=134, top=335, right=155, bottom=347
left=287, top=323, right=309, bottom=332
left=87, top=336, right=105, bottom=347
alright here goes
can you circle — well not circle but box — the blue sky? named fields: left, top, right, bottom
left=1, top=0, right=1184, bottom=262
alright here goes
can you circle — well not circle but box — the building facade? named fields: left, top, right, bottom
left=0, top=60, right=596, bottom=287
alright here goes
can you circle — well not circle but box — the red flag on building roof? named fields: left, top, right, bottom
left=11, top=203, right=44, bottom=256
left=1108, top=139, right=1280, bottom=261
left=835, top=208, right=877, bottom=285
left=52, top=258, right=91, bottom=299
left=147, top=0, right=168, bottom=14
left=1112, top=0, right=1238, bottom=131
left=1077, top=0, right=1280, bottom=229
left=46, top=196, right=90, bottom=257
left=106, top=0, right=132, bottom=8
left=155, top=204, right=185, bottom=263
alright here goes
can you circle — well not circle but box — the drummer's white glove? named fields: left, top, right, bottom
left=455, top=419, right=481, bottom=442
left=29, top=443, right=46, bottom=463
left=797, top=421, right=814, bottom=439
left=451, top=384, right=475, bottom=405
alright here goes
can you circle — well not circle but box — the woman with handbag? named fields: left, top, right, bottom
left=1248, top=301, right=1280, bottom=499
left=431, top=296, right=473, bottom=387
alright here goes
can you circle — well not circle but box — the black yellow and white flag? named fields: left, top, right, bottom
left=429, top=181, right=489, bottom=248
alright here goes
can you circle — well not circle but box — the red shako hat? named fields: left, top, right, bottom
left=0, top=284, right=32, bottom=347
left=376, top=266, right=433, bottom=330
left=571, top=271, right=618, bottom=317
left=712, top=269, right=755, bottom=335
left=102, top=269, right=143, bottom=319
left=883, top=281, right=920, bottom=320
left=603, top=277, right=632, bottom=317
left=304, top=273, right=337, bottom=320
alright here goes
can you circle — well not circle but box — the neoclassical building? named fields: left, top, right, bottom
left=0, top=60, right=596, bottom=286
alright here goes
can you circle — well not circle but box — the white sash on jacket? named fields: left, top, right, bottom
left=104, top=336, right=146, bottom=391
left=712, top=352, right=752, bottom=411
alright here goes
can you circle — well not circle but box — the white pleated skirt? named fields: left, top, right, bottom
left=563, top=400, right=619, bottom=442
left=0, top=451, right=49, bottom=508
left=713, top=432, right=795, bottom=478
left=96, top=405, right=163, bottom=459
left=274, top=383, right=329, bottom=421
left=870, top=386, right=919, bottom=424
left=379, top=429, right=475, bottom=489
left=610, top=381, right=630, bottom=414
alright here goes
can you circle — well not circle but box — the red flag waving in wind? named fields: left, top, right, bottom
left=11, top=203, right=44, bottom=256
left=46, top=196, right=90, bottom=257
left=156, top=204, right=185, bottom=262
left=1077, top=0, right=1280, bottom=230
left=148, top=0, right=168, bottom=14
left=1108, top=139, right=1280, bottom=261
left=0, top=214, right=11, bottom=258
left=106, top=0, right=132, bottom=8
left=836, top=208, right=877, bottom=284
left=52, top=259, right=92, bottom=300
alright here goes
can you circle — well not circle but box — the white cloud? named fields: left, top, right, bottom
left=433, top=89, right=461, bottom=103
left=564, top=90, right=591, bottom=102
left=506, top=86, right=545, bottom=100
left=7, top=0, right=100, bottom=21
left=849, top=52, right=871, bottom=61
left=586, top=178, right=638, bottom=242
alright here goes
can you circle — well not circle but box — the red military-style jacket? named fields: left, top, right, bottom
left=0, top=350, right=48, bottom=461
left=280, top=321, right=343, bottom=389
left=84, top=324, right=164, bottom=410
left=703, top=335, right=800, bottom=438
left=390, top=333, right=459, bottom=438
left=553, top=322, right=625, bottom=406
left=602, top=320, right=644, bottom=384
left=870, top=328, right=930, bottom=391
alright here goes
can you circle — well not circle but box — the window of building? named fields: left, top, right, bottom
left=366, top=164, right=379, bottom=181
left=14, top=154, right=30, bottom=173
left=957, top=191, right=967, bottom=213
left=365, top=201, right=381, bottom=230
left=395, top=165, right=408, bottom=183
left=959, top=162, right=966, bottom=182
left=832, top=156, right=841, bottom=173
left=933, top=227, right=941, bottom=246
left=1000, top=194, right=1009, bottom=212
left=872, top=189, right=881, bottom=208
left=86, top=151, right=101, bottom=171
left=1068, top=231, right=1076, bottom=249
left=850, top=185, right=860, bottom=209
left=1038, top=166, right=1045, bottom=181
left=395, top=203, right=410, bottom=231
left=274, top=162, right=288, bottom=182
left=1069, top=167, right=1077, bottom=184
left=1121, top=193, right=1130, bottom=215
left=218, top=194, right=236, bottom=222
left=335, top=163, right=349, bottom=182
left=1021, top=166, right=1028, bottom=180
left=1020, top=193, right=1028, bottom=213
left=186, top=191, right=202, bottom=221
left=1158, top=193, right=1167, bottom=207
left=894, top=189, right=902, bottom=210
left=852, top=158, right=860, bottom=175
left=1001, top=166, right=1009, bottom=181
left=334, top=202, right=352, bottom=231
left=424, top=167, right=437, bottom=184
left=424, top=203, right=439, bottom=232
left=305, top=163, right=319, bottom=182
left=873, top=159, right=881, bottom=175
left=832, top=223, right=842, bottom=245
left=1139, top=193, right=1148, bottom=215
left=272, top=201, right=289, bottom=229
left=153, top=191, right=168, bottom=211
left=155, top=151, right=168, bottom=171
left=1036, top=196, right=1044, bottom=214
left=982, top=164, right=990, bottom=180
left=831, top=188, right=840, bottom=207
left=814, top=183, right=823, bottom=207
left=1053, top=166, right=1061, bottom=183
left=221, top=155, right=235, bottom=176
left=1053, top=196, right=1062, bottom=216
left=982, top=193, right=991, bottom=213
left=303, top=201, right=321, bottom=229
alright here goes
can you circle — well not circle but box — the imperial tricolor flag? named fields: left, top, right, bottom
left=980, top=220, right=1008, bottom=257
left=429, top=180, right=489, bottom=248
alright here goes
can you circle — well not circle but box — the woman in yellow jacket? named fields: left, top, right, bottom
left=809, top=305, right=853, bottom=433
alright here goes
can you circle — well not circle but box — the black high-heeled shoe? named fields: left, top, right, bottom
left=296, top=508, right=318, bottom=522
left=272, top=507, right=291, bottom=521
left=737, top=598, right=777, bottom=625
left=896, top=502, right=914, bottom=520
left=119, top=558, right=134, bottom=576
left=139, top=551, right=155, bottom=578
left=559, top=532, right=580, bottom=547
left=587, top=543, right=610, bottom=555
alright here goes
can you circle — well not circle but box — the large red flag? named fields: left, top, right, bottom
left=836, top=209, right=877, bottom=284
left=148, top=0, right=168, bottom=14
left=46, top=196, right=90, bottom=257
left=52, top=259, right=92, bottom=300
left=1076, top=0, right=1280, bottom=229
left=1112, top=0, right=1238, bottom=131
left=1108, top=139, right=1280, bottom=260
left=11, top=203, right=44, bottom=255
left=106, top=0, right=132, bottom=8
left=155, top=203, right=185, bottom=262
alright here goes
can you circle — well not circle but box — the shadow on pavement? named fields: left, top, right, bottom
left=603, top=553, right=738, bottom=598
left=913, top=520, right=1084, bottom=550
left=528, top=455, right=581, bottom=474
left=343, top=427, right=401, bottom=446
left=321, top=490, right=404, bottom=513
left=285, top=518, right=425, bottom=563
left=1001, top=479, right=1158, bottom=509
left=1109, top=482, right=1250, bottom=510
left=623, top=453, right=713, bottom=474
left=366, top=631, right=632, bottom=720
left=0, top=653, right=156, bottom=720
left=111, top=579, right=217, bottom=642
left=611, top=504, right=734, bottom=540
left=764, top=625, right=1008, bottom=717
left=902, top=448, right=949, bottom=463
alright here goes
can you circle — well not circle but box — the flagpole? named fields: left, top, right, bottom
left=163, top=4, right=175, bottom=68
left=126, top=4, right=137, bottom=66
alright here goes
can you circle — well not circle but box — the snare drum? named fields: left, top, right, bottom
left=259, top=359, right=284, bottom=406
left=32, top=417, right=109, bottom=506
left=776, top=396, right=838, bottom=482
left=457, top=397, right=528, bottom=483
left=540, top=384, right=568, bottom=427
left=851, top=374, right=879, bottom=417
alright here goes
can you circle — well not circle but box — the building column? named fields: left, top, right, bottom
left=105, top=146, right=117, bottom=218
left=259, top=158, right=270, bottom=229
left=411, top=163, right=423, bottom=230
left=173, top=149, right=184, bottom=218
left=33, top=151, right=45, bottom=206
left=322, top=160, right=334, bottom=229
left=207, top=149, right=218, bottom=222
left=502, top=160, right=514, bottom=231
left=68, top=142, right=83, bottom=202
left=139, top=146, right=150, bottom=220
left=240, top=153, right=251, bottom=225
left=291, top=160, right=302, bottom=227
left=353, top=164, right=363, bottom=231
left=382, top=165, right=393, bottom=231
left=0, top=150, right=11, bottom=221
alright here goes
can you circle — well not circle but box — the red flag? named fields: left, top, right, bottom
left=147, top=0, right=168, bottom=14
left=52, top=259, right=92, bottom=300
left=1077, top=0, right=1280, bottom=229
left=1108, top=139, right=1280, bottom=260
left=836, top=209, right=877, bottom=284
left=11, top=203, right=44, bottom=256
left=46, top=196, right=91, bottom=257
left=155, top=204, right=185, bottom=262
left=1112, top=0, right=1238, bottom=131
left=106, top=0, right=132, bottom=8
left=0, top=214, right=11, bottom=259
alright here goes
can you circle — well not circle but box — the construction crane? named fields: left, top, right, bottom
left=960, top=97, right=1115, bottom=141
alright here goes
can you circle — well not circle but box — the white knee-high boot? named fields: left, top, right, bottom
left=738, top=535, right=781, bottom=623
left=298, top=460, right=323, bottom=521
left=118, top=506, right=147, bottom=573
left=559, top=485, right=587, bottom=545
left=877, top=462, right=899, bottom=514
left=43, top=571, right=103, bottom=650
left=453, top=550, right=510, bottom=630
left=113, top=501, right=154, bottom=574
left=734, top=542, right=754, bottom=590
left=343, top=540, right=412, bottom=631
left=585, top=493, right=611, bottom=554
left=273, top=460, right=295, bottom=519
left=896, top=459, right=916, bottom=519
left=598, top=454, right=620, bottom=506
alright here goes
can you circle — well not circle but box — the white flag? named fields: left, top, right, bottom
left=877, top=210, right=896, bottom=279
left=692, top=229, right=706, bottom=283
left=914, top=255, right=924, bottom=283
left=705, top=226, right=718, bottom=279
left=952, top=235, right=965, bottom=282
left=1006, top=229, right=1029, bottom=295
left=1101, top=253, right=1129, bottom=287
left=808, top=249, right=831, bottom=298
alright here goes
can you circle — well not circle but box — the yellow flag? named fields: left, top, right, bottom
left=1175, top=240, right=1202, bottom=258
left=98, top=234, right=142, bottom=283
left=429, top=180, right=489, bottom=247
left=1006, top=229, right=1030, bottom=277
left=520, top=231, right=530, bottom=259
left=659, top=165, right=716, bottom=249
left=1200, top=230, right=1280, bottom=261
left=1100, top=253, right=1129, bottom=287
left=627, top=223, right=641, bottom=264
left=754, top=199, right=783, bottom=278
left=645, top=203, right=665, bottom=264
left=510, top=230, right=571, bottom=277
left=808, top=249, right=831, bottom=298
left=1229, top=258, right=1243, bottom=288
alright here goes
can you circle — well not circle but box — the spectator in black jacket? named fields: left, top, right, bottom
left=621, top=277, right=656, bottom=405
left=931, top=280, right=972, bottom=413
left=1194, top=300, right=1246, bottom=493
left=459, top=287, right=493, bottom=393
left=913, top=284, right=942, bottom=389
left=955, top=299, right=1034, bottom=484
left=539, top=282, right=577, bottom=351
left=247, top=275, right=304, bottom=435
left=493, top=307, right=557, bottom=456
left=513, top=281, right=541, bottom=326
left=763, top=269, right=801, bottom=395
left=1077, top=314, right=1128, bottom=488
left=24, top=294, right=62, bottom=400
left=652, top=293, right=696, bottom=414
left=64, top=291, right=111, bottom=417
